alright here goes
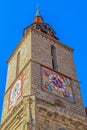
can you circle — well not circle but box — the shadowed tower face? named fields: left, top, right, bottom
left=0, top=7, right=87, bottom=130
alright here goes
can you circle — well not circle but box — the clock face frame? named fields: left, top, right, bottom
left=42, top=66, right=73, bottom=101
left=8, top=73, right=23, bottom=111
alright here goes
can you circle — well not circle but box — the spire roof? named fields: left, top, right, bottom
left=24, top=5, right=59, bottom=40
left=36, top=5, right=40, bottom=17
left=33, top=5, right=44, bottom=23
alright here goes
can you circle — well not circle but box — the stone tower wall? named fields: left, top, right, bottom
left=31, top=29, right=77, bottom=80
left=1, top=30, right=32, bottom=122
left=31, top=28, right=85, bottom=115
left=0, top=28, right=87, bottom=130
left=31, top=61, right=85, bottom=115
left=6, top=31, right=31, bottom=91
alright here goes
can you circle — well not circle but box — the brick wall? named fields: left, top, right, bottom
left=1, top=27, right=86, bottom=129
left=31, top=61, right=85, bottom=116
left=36, top=98, right=87, bottom=130
left=31, top=28, right=85, bottom=115
left=31, top=29, right=77, bottom=80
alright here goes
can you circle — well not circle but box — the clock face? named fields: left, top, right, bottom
left=48, top=74, right=66, bottom=92
left=8, top=74, right=23, bottom=110
left=42, top=66, right=73, bottom=101
left=10, top=80, right=21, bottom=104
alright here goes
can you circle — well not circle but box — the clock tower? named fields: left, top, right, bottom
left=0, top=8, right=87, bottom=130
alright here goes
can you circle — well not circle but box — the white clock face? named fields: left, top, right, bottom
left=8, top=74, right=23, bottom=110
left=10, top=80, right=21, bottom=104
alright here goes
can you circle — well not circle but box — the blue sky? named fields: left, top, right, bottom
left=0, top=0, right=87, bottom=120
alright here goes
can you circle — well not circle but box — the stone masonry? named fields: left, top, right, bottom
left=0, top=24, right=87, bottom=130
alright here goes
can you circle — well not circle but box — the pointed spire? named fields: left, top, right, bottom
left=33, top=4, right=44, bottom=23
left=36, top=5, right=40, bottom=17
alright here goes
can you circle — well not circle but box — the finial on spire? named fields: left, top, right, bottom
left=33, top=4, right=44, bottom=23
left=36, top=4, right=40, bottom=10
left=36, top=4, right=40, bottom=17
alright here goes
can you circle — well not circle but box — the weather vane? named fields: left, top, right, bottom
left=36, top=4, right=40, bottom=11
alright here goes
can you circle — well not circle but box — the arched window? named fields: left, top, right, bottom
left=16, top=51, right=20, bottom=76
left=51, top=45, right=57, bottom=71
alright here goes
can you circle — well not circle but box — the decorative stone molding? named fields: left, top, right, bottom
left=59, top=128, right=65, bottom=130
left=54, top=99, right=65, bottom=107
left=37, top=104, right=87, bottom=129
left=38, top=107, right=47, bottom=112
left=1, top=95, right=35, bottom=129
left=47, top=111, right=53, bottom=117
left=1, top=100, right=23, bottom=129
left=36, top=97, right=87, bottom=125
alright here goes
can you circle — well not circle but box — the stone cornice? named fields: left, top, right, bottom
left=36, top=97, right=87, bottom=126
left=30, top=59, right=80, bottom=83
left=5, top=59, right=79, bottom=97
left=1, top=95, right=87, bottom=130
